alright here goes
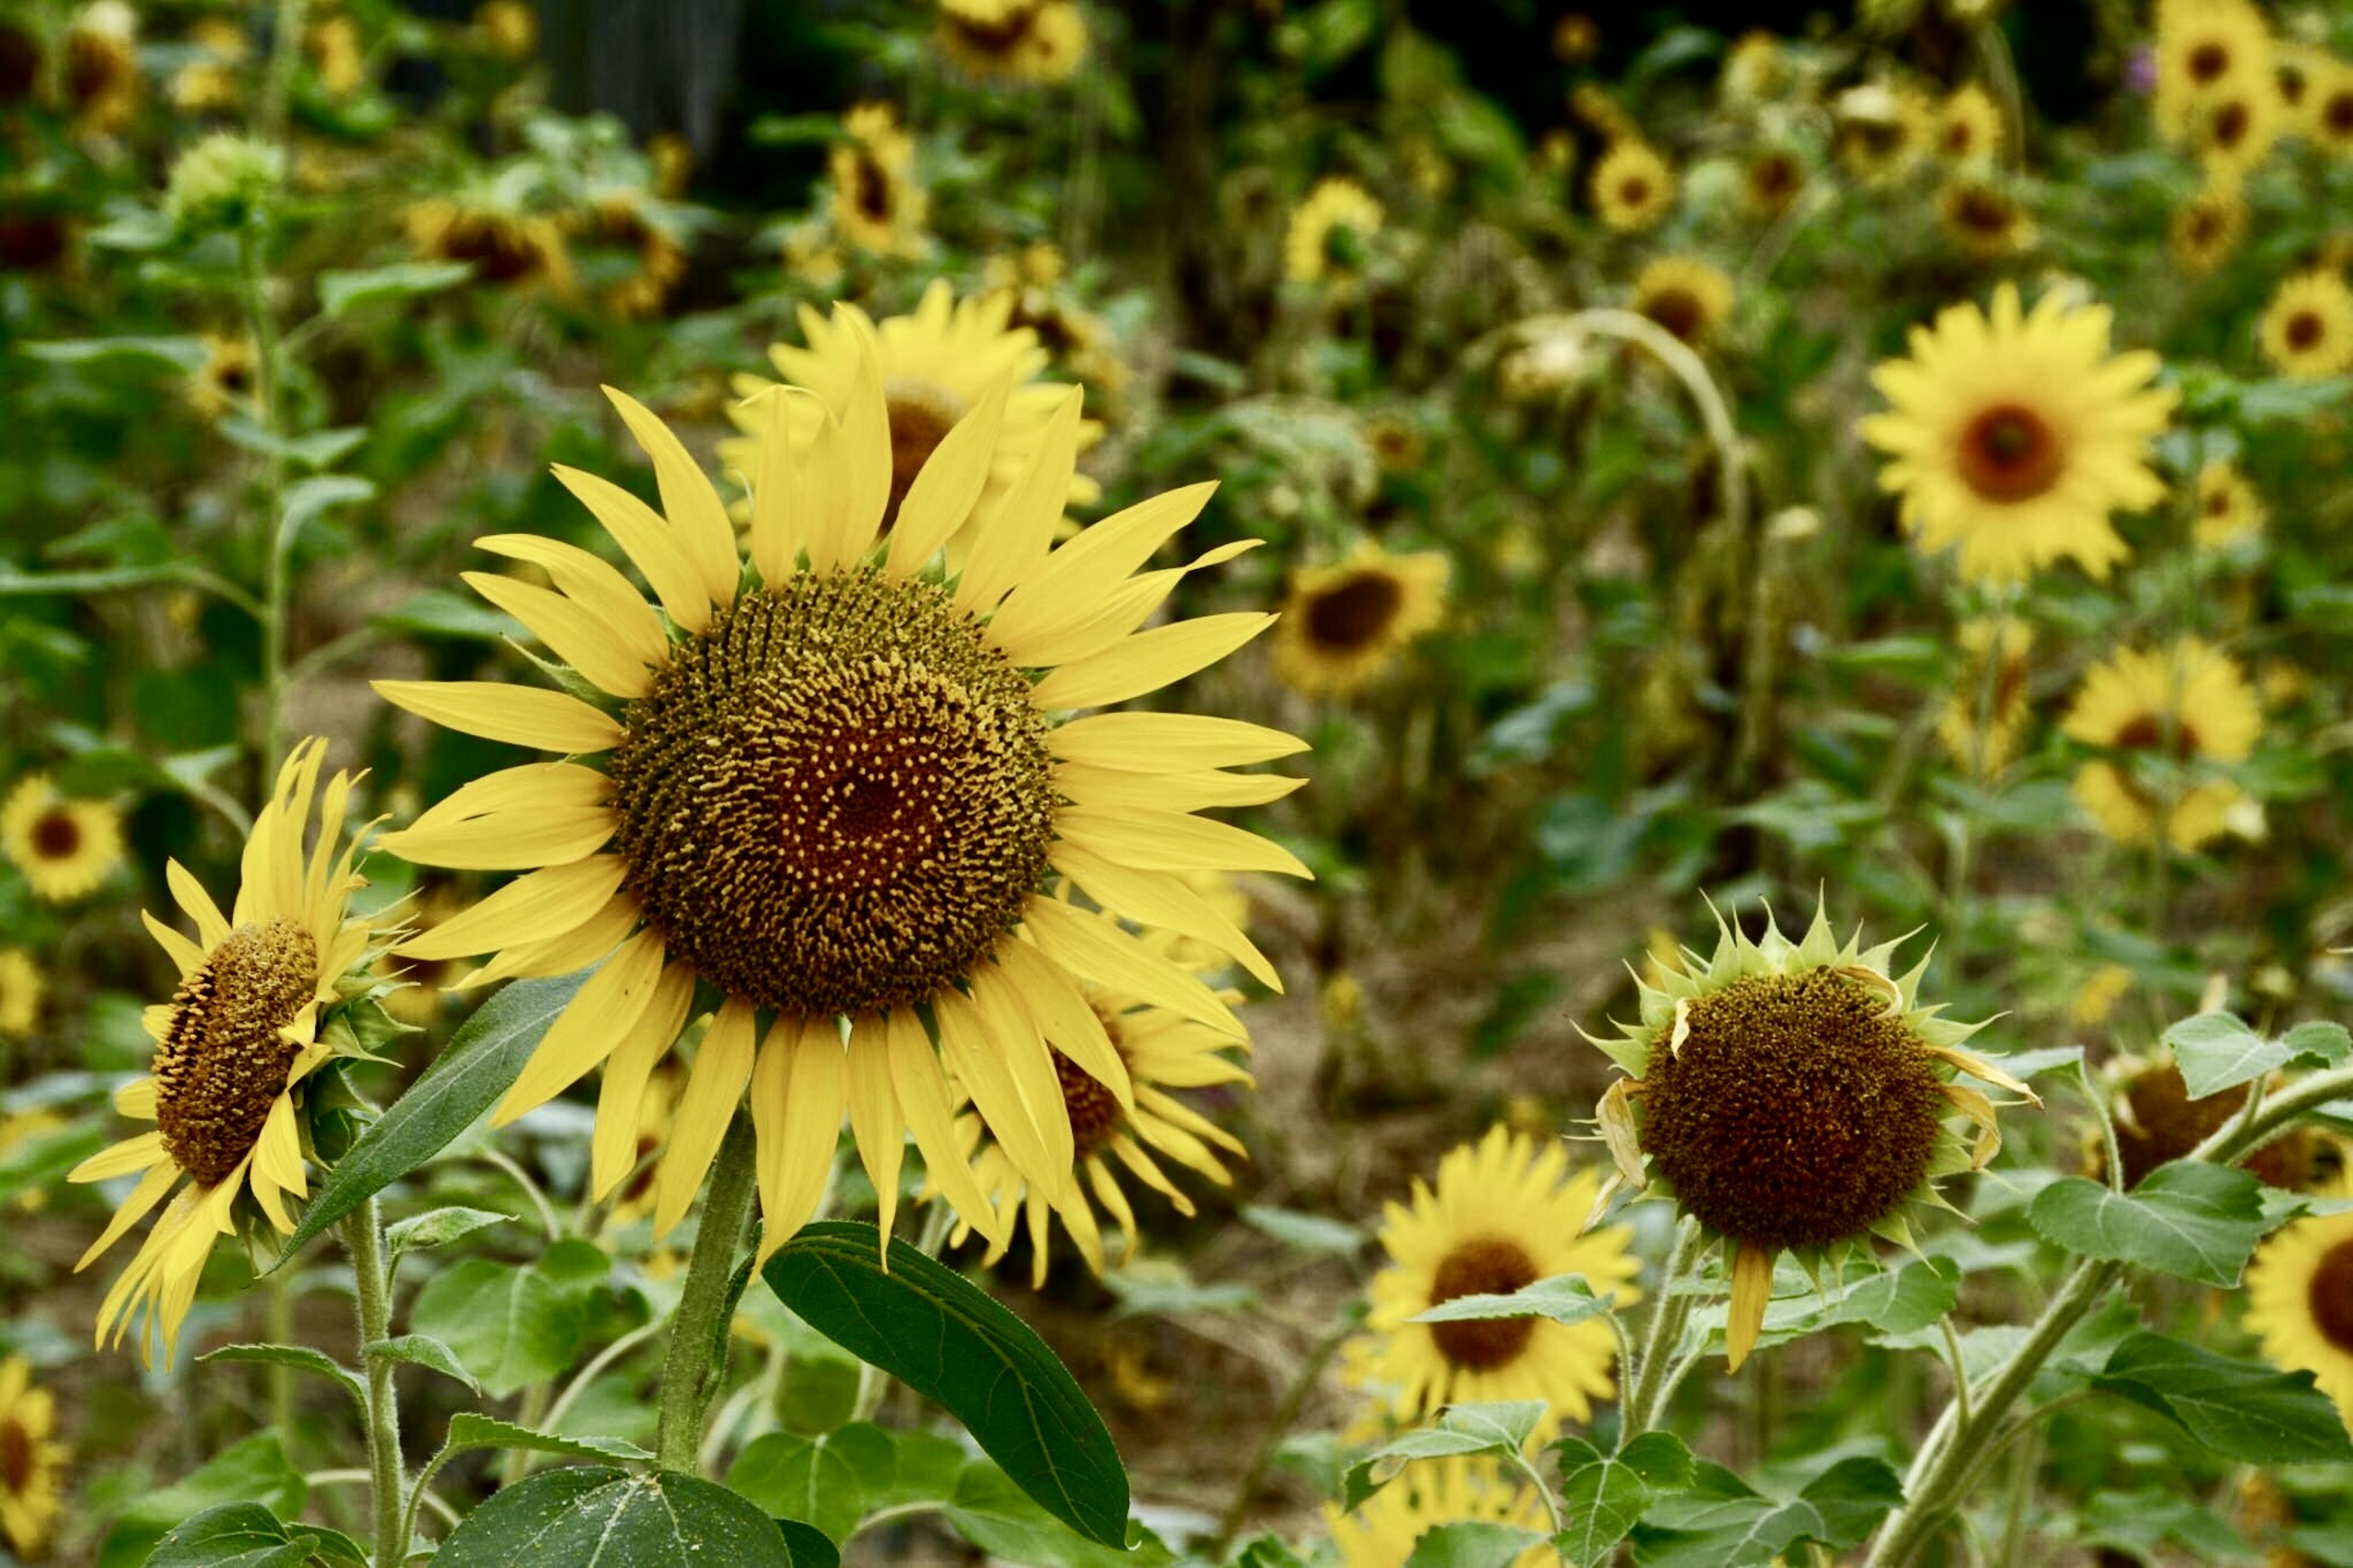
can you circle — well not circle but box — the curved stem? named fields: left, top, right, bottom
left=344, top=1197, right=406, bottom=1568
left=480, top=1147, right=563, bottom=1243
left=1623, top=1217, right=1703, bottom=1441
left=2191, top=1062, right=2353, bottom=1167
left=654, top=1109, right=759, bottom=1475
left=542, top=1319, right=665, bottom=1439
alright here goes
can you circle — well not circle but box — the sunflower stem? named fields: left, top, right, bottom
left=2075, top=1057, right=2126, bottom=1193
left=654, top=1108, right=759, bottom=1475
left=344, top=1196, right=406, bottom=1568
left=1621, top=1216, right=1702, bottom=1441
left=1205, top=1318, right=1353, bottom=1559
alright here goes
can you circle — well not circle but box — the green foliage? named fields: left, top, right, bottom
left=2029, top=1162, right=2272, bottom=1287
left=431, top=1468, right=806, bottom=1567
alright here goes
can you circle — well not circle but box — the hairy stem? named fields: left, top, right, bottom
left=1623, top=1216, right=1703, bottom=1441
left=654, top=1110, right=759, bottom=1474
left=346, top=1197, right=406, bottom=1568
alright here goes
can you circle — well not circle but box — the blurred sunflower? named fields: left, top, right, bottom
left=186, top=333, right=259, bottom=420
left=1859, top=283, right=2176, bottom=585
left=2260, top=270, right=2353, bottom=380
left=1834, top=83, right=1931, bottom=184
left=474, top=0, right=536, bottom=60
left=2154, top=0, right=2271, bottom=142
left=2, top=775, right=124, bottom=903
left=1327, top=1461, right=1552, bottom=1567
left=1740, top=146, right=1806, bottom=219
left=830, top=102, right=928, bottom=258
left=2169, top=180, right=2248, bottom=275
left=1593, top=904, right=2026, bottom=1369
left=2194, top=459, right=2265, bottom=547
left=2071, top=962, right=2131, bottom=1028
left=170, top=17, right=249, bottom=113
left=308, top=15, right=364, bottom=98
left=2189, top=79, right=2281, bottom=175
left=406, top=195, right=573, bottom=294
left=935, top=0, right=1087, bottom=86
left=1936, top=83, right=2004, bottom=164
left=584, top=190, right=687, bottom=320
left=1343, top=1127, right=1640, bottom=1434
left=1588, top=140, right=1675, bottom=232
left=1630, top=256, right=1733, bottom=348
left=71, top=741, right=390, bottom=1363
left=0, top=947, right=41, bottom=1037
left=2245, top=1205, right=2353, bottom=1428
left=64, top=0, right=139, bottom=135
left=1284, top=176, right=1382, bottom=286
left=380, top=887, right=466, bottom=1026
left=1551, top=14, right=1599, bottom=64
left=2306, top=59, right=2353, bottom=156
left=373, top=347, right=1306, bottom=1263
left=1271, top=542, right=1449, bottom=697
left=2095, top=1053, right=2314, bottom=1191
left=1719, top=31, right=1783, bottom=102
left=2061, top=638, right=2259, bottom=852
left=1935, top=178, right=2035, bottom=261
left=0, top=1355, right=66, bottom=1558
left=1364, top=414, right=1426, bottom=474
left=1937, top=616, right=2033, bottom=780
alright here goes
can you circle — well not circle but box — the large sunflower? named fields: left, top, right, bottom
left=830, top=103, right=928, bottom=259
left=2188, top=77, right=2282, bottom=175
left=1629, top=256, right=1734, bottom=349
left=2194, top=459, right=2265, bottom=547
left=1589, top=141, right=1676, bottom=232
left=2, top=775, right=124, bottom=903
left=70, top=740, right=388, bottom=1363
left=1343, top=1126, right=1640, bottom=1437
left=1271, top=542, right=1449, bottom=698
left=2259, top=270, right=2353, bottom=381
left=1284, top=176, right=1383, bottom=287
left=2060, top=637, right=2259, bottom=852
left=1327, top=1461, right=1552, bottom=1567
left=0, top=1355, right=66, bottom=1558
left=1592, top=904, right=2029, bottom=1369
left=372, top=342, right=1308, bottom=1263
left=1859, top=283, right=2177, bottom=585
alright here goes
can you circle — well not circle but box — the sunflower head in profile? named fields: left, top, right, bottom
left=1588, top=140, right=1677, bottom=233
left=1592, top=902, right=2029, bottom=1370
left=70, top=740, right=397, bottom=1364
left=2260, top=270, right=2353, bottom=381
left=2153, top=0, right=2272, bottom=142
left=2060, top=637, right=2260, bottom=852
left=2, top=775, right=124, bottom=903
left=1859, top=283, right=2177, bottom=586
left=1740, top=146, right=1807, bottom=220
left=1284, top=176, right=1384, bottom=287
left=935, top=0, right=1087, bottom=86
left=1936, top=177, right=2036, bottom=261
left=2245, top=1203, right=2353, bottom=1431
left=1937, top=83, right=2004, bottom=164
left=1630, top=256, right=1734, bottom=349
left=1938, top=616, right=2034, bottom=781
left=2169, top=180, right=2248, bottom=275
left=406, top=195, right=574, bottom=295
left=187, top=332, right=259, bottom=420
left=1833, top=82, right=1931, bottom=186
left=1342, top=1127, right=1640, bottom=1437
left=0, top=947, right=41, bottom=1038
left=2090, top=1051, right=2316, bottom=1192
left=372, top=331, right=1308, bottom=1265
left=2194, top=459, right=2265, bottom=548
left=830, top=102, right=929, bottom=259
left=1327, top=1460, right=1553, bottom=1567
left=1271, top=542, right=1449, bottom=698
left=0, top=1356, right=66, bottom=1557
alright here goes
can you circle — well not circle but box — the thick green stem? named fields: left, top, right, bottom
left=654, top=1110, right=759, bottom=1474
left=346, top=1197, right=406, bottom=1568
left=1623, top=1217, right=1702, bottom=1441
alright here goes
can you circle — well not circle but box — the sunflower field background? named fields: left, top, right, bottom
left=4, top=0, right=2353, bottom=1562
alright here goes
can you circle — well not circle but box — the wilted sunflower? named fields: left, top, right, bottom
left=830, top=103, right=928, bottom=258
left=2153, top=0, right=2271, bottom=142
left=1936, top=178, right=2036, bottom=261
left=1592, top=904, right=2029, bottom=1369
left=373, top=344, right=1307, bottom=1263
left=406, top=195, right=573, bottom=294
left=64, top=0, right=139, bottom=135
left=2245, top=1205, right=2353, bottom=1429
left=71, top=740, right=391, bottom=1363
left=1630, top=256, right=1734, bottom=348
left=1285, top=176, right=1383, bottom=287
left=2306, top=59, right=2353, bottom=156
left=1588, top=140, right=1676, bottom=232
left=935, top=0, right=1087, bottom=86
left=0, top=1356, right=66, bottom=1557
left=2170, top=180, right=2248, bottom=275
left=2092, top=1053, right=2314, bottom=1191
left=2, top=775, right=124, bottom=903
left=1327, top=1461, right=1552, bottom=1567
left=0, top=947, right=41, bottom=1037
left=1271, top=542, right=1449, bottom=697
left=2260, top=270, right=2353, bottom=380
left=1342, top=1126, right=1640, bottom=1434
left=1859, top=283, right=2177, bottom=585
left=1937, top=616, right=2033, bottom=780
left=1834, top=83, right=1931, bottom=185
left=186, top=333, right=259, bottom=420
left=2061, top=637, right=2259, bottom=852
left=1741, top=146, right=1806, bottom=219
left=1937, top=83, right=2004, bottom=164
left=2194, top=459, right=2265, bottom=547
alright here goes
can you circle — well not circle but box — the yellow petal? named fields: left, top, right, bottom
left=1056, top=806, right=1312, bottom=879
left=142, top=909, right=205, bottom=979
left=1048, top=843, right=1280, bottom=991
left=1021, top=898, right=1245, bottom=1040
left=373, top=680, right=624, bottom=756
left=884, top=1009, right=1006, bottom=1247
left=553, top=463, right=710, bottom=634
left=461, top=572, right=656, bottom=700
left=604, top=386, right=738, bottom=612
left=590, top=956, right=694, bottom=1200
left=987, top=939, right=1132, bottom=1108
left=957, top=387, right=1086, bottom=616
left=752, top=1018, right=847, bottom=1262
left=934, top=988, right=1070, bottom=1199
left=746, top=387, right=801, bottom=586
left=70, top=1131, right=168, bottom=1183
left=1029, top=613, right=1278, bottom=710
left=1726, top=1238, right=1775, bottom=1373
left=653, top=998, right=759, bottom=1238
left=474, top=534, right=670, bottom=666
left=395, top=857, right=629, bottom=962
left=1942, top=1081, right=2004, bottom=1169
left=165, top=860, right=232, bottom=950
left=1596, top=1078, right=1646, bottom=1188
left=1049, top=713, right=1308, bottom=772
left=1055, top=763, right=1305, bottom=813
left=460, top=892, right=638, bottom=985
left=843, top=1021, right=904, bottom=1252
left=491, top=929, right=667, bottom=1125
left=887, top=374, right=1011, bottom=578
left=74, top=1162, right=181, bottom=1270
left=830, top=325, right=890, bottom=568
left=988, top=482, right=1218, bottom=656
left=115, top=1077, right=158, bottom=1120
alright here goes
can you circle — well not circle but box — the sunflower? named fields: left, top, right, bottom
left=1858, top=283, right=2177, bottom=586
left=187, top=333, right=259, bottom=420
left=2092, top=1053, right=2314, bottom=1191
left=1936, top=178, right=2036, bottom=261
left=474, top=0, right=537, bottom=61
left=1364, top=414, right=1426, bottom=475
left=1720, top=31, right=1784, bottom=103
left=2244, top=1206, right=2353, bottom=1428
left=64, top=0, right=139, bottom=135
left=170, top=17, right=249, bottom=113
left=406, top=195, right=574, bottom=295
left=1591, top=903, right=2027, bottom=1369
left=830, top=103, right=928, bottom=259
left=1629, top=256, right=1734, bottom=348
left=2071, top=962, right=2132, bottom=1028
left=1588, top=141, right=1676, bottom=232
left=2, top=775, right=124, bottom=903
left=1834, top=83, right=1931, bottom=185
left=2061, top=638, right=2260, bottom=852
left=2306, top=58, right=2353, bottom=157
left=1342, top=1127, right=1640, bottom=1435
left=2259, top=270, right=2353, bottom=381
left=1938, top=616, right=2033, bottom=780
left=371, top=347, right=1307, bottom=1266
left=1937, top=83, right=2004, bottom=165
left=309, top=15, right=364, bottom=97
left=1284, top=176, right=1383, bottom=287
left=2154, top=0, right=2272, bottom=143
left=936, top=0, right=1087, bottom=86
left=2188, top=79, right=2282, bottom=175
left=1741, top=146, right=1807, bottom=220
left=2170, top=180, right=2249, bottom=275
left=1327, top=1461, right=1553, bottom=1567
left=584, top=190, right=688, bottom=320
left=1271, top=542, right=1449, bottom=697
left=0, top=1356, right=66, bottom=1557
left=0, top=947, right=44, bottom=1037
left=70, top=740, right=391, bottom=1363
left=2194, top=459, right=2265, bottom=547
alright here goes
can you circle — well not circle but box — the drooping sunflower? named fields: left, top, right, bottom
left=2, top=775, right=124, bottom=903
left=2244, top=1205, right=2353, bottom=1429
left=2061, top=637, right=2260, bottom=852
left=1271, top=542, right=1449, bottom=697
left=2194, top=459, right=2266, bottom=547
left=0, top=1356, right=66, bottom=1557
left=1937, top=616, right=2034, bottom=780
left=1935, top=177, right=2036, bottom=261
left=1936, top=83, right=2004, bottom=165
left=2170, top=180, right=2248, bottom=275
left=187, top=333, right=259, bottom=420
left=1629, top=256, right=1734, bottom=349
left=1588, top=141, right=1676, bottom=233
left=1740, top=146, right=1807, bottom=220
left=0, top=947, right=44, bottom=1037
left=70, top=740, right=392, bottom=1363
left=1342, top=1126, right=1640, bottom=1435
left=406, top=195, right=574, bottom=295
left=2259, top=270, right=2353, bottom=381
left=1284, top=176, right=1383, bottom=287
left=1858, top=283, right=2177, bottom=585
left=935, top=0, right=1087, bottom=86
left=2153, top=0, right=2272, bottom=143
left=372, top=346, right=1308, bottom=1264
left=829, top=102, right=928, bottom=259
left=1327, top=1461, right=1553, bottom=1567
left=1591, top=903, right=2029, bottom=1369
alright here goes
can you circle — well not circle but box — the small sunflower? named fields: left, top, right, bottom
left=308, top=15, right=364, bottom=97
left=372, top=346, right=1307, bottom=1267
left=1589, top=141, right=1676, bottom=233
left=1835, top=83, right=1931, bottom=186
left=170, top=17, right=249, bottom=113
left=1591, top=903, right=2029, bottom=1369
left=1741, top=146, right=1807, bottom=220
left=2188, top=79, right=2282, bottom=175
left=1937, top=83, right=2004, bottom=165
left=2305, top=58, right=2353, bottom=157
left=583, top=189, right=688, bottom=320
left=1859, top=282, right=2177, bottom=585
left=187, top=333, right=259, bottom=420
left=2259, top=270, right=2353, bottom=381
left=1364, top=414, right=1427, bottom=475
left=830, top=102, right=928, bottom=259
left=1271, top=542, right=1449, bottom=697
left=1937, top=616, right=2034, bottom=780
left=2154, top=0, right=2272, bottom=143
left=1328, top=1461, right=1552, bottom=1567
left=1630, top=256, right=1734, bottom=348
left=1720, top=31, right=1784, bottom=103
left=1342, top=1127, right=1640, bottom=1436
left=2, top=775, right=124, bottom=903
left=0, top=1355, right=66, bottom=1557
left=1284, top=176, right=1383, bottom=287
left=2170, top=180, right=2249, bottom=275
left=2244, top=1206, right=2353, bottom=1429
left=0, top=947, right=44, bottom=1037
left=1936, top=177, right=2036, bottom=261
left=2061, top=638, right=2260, bottom=852
left=2071, top=962, right=2132, bottom=1028
left=935, top=0, right=1087, bottom=86
left=70, top=740, right=393, bottom=1363
left=2194, top=459, right=2265, bottom=547
left=474, top=0, right=537, bottom=60
left=64, top=0, right=139, bottom=135
left=406, top=195, right=574, bottom=294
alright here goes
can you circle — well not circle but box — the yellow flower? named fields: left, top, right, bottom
left=1936, top=177, right=2036, bottom=261
left=2188, top=77, right=2282, bottom=175
left=64, top=1, right=140, bottom=135
left=370, top=349, right=1308, bottom=1264
left=2060, top=637, right=2260, bottom=851
left=0, top=1356, right=67, bottom=1557
left=2070, top=961, right=2131, bottom=1027
left=1629, top=256, right=1734, bottom=348
left=1342, top=1127, right=1640, bottom=1437
left=2260, top=270, right=2353, bottom=381
left=1938, top=616, right=2034, bottom=779
left=1834, top=83, right=1931, bottom=185
left=1936, top=83, right=2005, bottom=164
left=170, top=17, right=249, bottom=113
left=1720, top=31, right=1784, bottom=102
left=1741, top=146, right=1806, bottom=220
left=2243, top=1207, right=2353, bottom=1428
left=406, top=196, right=574, bottom=295
left=1859, top=283, right=2177, bottom=585
left=2170, top=180, right=2249, bottom=275
left=1285, top=177, right=1383, bottom=286
left=1271, top=542, right=1449, bottom=697
left=71, top=741, right=390, bottom=1363
left=830, top=102, right=928, bottom=258
left=2, top=775, right=124, bottom=903
left=585, top=190, right=688, bottom=320
left=1328, top=1461, right=1553, bottom=1567
left=2304, top=57, right=2353, bottom=157
left=188, top=333, right=259, bottom=420
left=0, top=947, right=41, bottom=1037
left=935, top=0, right=1088, bottom=86
left=2154, top=0, right=2272, bottom=143
left=1365, top=414, right=1427, bottom=474
left=1588, top=141, right=1676, bottom=232
left=309, top=15, right=364, bottom=98
left=474, top=0, right=537, bottom=61
left=2194, top=460, right=2265, bottom=547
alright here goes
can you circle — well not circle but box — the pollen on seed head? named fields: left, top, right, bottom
left=154, top=918, right=319, bottom=1186
left=1426, top=1235, right=1541, bottom=1370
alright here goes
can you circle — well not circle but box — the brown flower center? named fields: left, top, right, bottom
left=2208, top=100, right=2251, bottom=151
left=2112, top=1064, right=2309, bottom=1189
left=1643, top=287, right=1705, bottom=344
left=852, top=154, right=894, bottom=224
left=435, top=214, right=544, bottom=284
left=1950, top=187, right=2017, bottom=235
left=2186, top=42, right=2229, bottom=85
left=1748, top=154, right=1800, bottom=208
left=1303, top=570, right=1405, bottom=653
left=0, top=1412, right=32, bottom=1494
left=2284, top=311, right=2324, bottom=353
left=0, top=23, right=37, bottom=104
left=1617, top=177, right=1650, bottom=208
left=29, top=810, right=80, bottom=862
left=882, top=381, right=966, bottom=533
left=154, top=919, right=320, bottom=1187
left=1955, top=404, right=2064, bottom=504
left=2326, top=90, right=2353, bottom=136
left=2309, top=1238, right=2353, bottom=1355
left=1055, top=1042, right=1124, bottom=1155
left=2277, top=62, right=2308, bottom=105
left=1427, top=1235, right=1541, bottom=1370
left=2112, top=713, right=2202, bottom=757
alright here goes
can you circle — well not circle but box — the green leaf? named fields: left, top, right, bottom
left=409, top=1258, right=586, bottom=1398
left=365, top=1334, right=482, bottom=1394
left=268, top=971, right=589, bottom=1264
left=1240, top=1203, right=1363, bottom=1255
left=430, top=1467, right=801, bottom=1567
left=145, top=1503, right=367, bottom=1567
left=725, top=1429, right=879, bottom=1543
left=97, top=1432, right=306, bottom=1568
left=374, top=588, right=524, bottom=642
left=315, top=261, right=473, bottom=317
left=1341, top=1403, right=1551, bottom=1510
left=2164, top=1012, right=2284, bottom=1098
left=2028, top=1162, right=2269, bottom=1286
left=762, top=1221, right=1131, bottom=1547
left=215, top=419, right=366, bottom=471
left=1409, top=1273, right=1616, bottom=1329
left=430, top=1412, right=652, bottom=1466
left=775, top=1521, right=841, bottom=1568
left=2093, top=1331, right=2353, bottom=1464
left=197, top=1344, right=364, bottom=1409
left=280, top=474, right=375, bottom=538
left=2282, top=1021, right=2352, bottom=1068
left=1409, top=1521, right=1550, bottom=1567
left=941, top=1463, right=1173, bottom=1568
left=384, top=1205, right=512, bottom=1259
left=1550, top=1433, right=1694, bottom=1567
left=1101, top=1262, right=1257, bottom=1318
left=1794, top=1456, right=1906, bottom=1547
left=21, top=335, right=210, bottom=373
